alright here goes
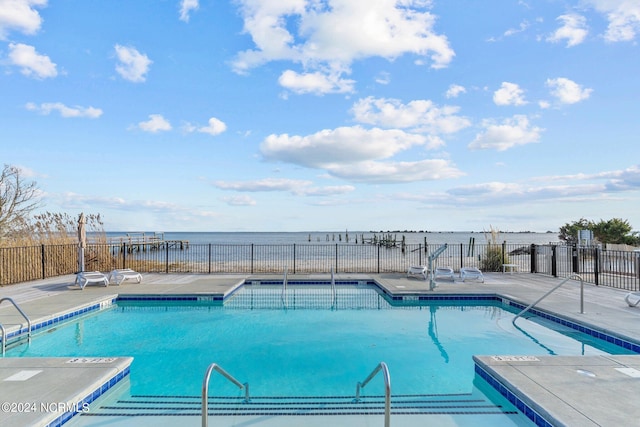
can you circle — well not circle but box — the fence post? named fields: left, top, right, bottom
left=530, top=244, right=536, bottom=273
left=41, top=244, right=46, bottom=279
left=251, top=244, right=254, bottom=274
left=572, top=245, right=579, bottom=273
left=335, top=244, right=338, bottom=273
left=551, top=245, right=557, bottom=277
left=293, top=244, right=296, bottom=274
left=502, top=241, right=506, bottom=265
left=594, top=247, right=600, bottom=286
left=460, top=243, right=463, bottom=270
left=377, top=244, right=380, bottom=274
left=165, top=242, right=169, bottom=274
left=208, top=243, right=212, bottom=274
left=418, top=244, right=422, bottom=266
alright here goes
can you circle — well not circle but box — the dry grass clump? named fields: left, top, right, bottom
left=481, top=225, right=508, bottom=272
left=2, top=212, right=106, bottom=247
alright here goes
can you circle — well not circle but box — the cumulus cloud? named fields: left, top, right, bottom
left=261, top=126, right=427, bottom=168
left=179, top=0, right=199, bottom=22
left=445, top=84, right=466, bottom=98
left=197, top=117, right=227, bottom=136
left=547, top=14, right=588, bottom=47
left=278, top=69, right=355, bottom=94
left=493, top=82, right=527, bottom=106
left=0, top=0, right=46, bottom=39
left=137, top=114, right=172, bottom=132
left=469, top=115, right=543, bottom=151
left=8, top=42, right=57, bottom=78
left=25, top=102, right=102, bottom=118
left=350, top=97, right=471, bottom=135
left=114, top=44, right=152, bottom=82
left=546, top=77, right=592, bottom=104
left=587, top=0, right=640, bottom=42
left=232, top=0, right=454, bottom=94
left=260, top=125, right=463, bottom=183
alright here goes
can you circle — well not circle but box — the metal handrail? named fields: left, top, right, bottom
left=202, top=363, right=249, bottom=427
left=0, top=297, right=32, bottom=356
left=355, top=362, right=391, bottom=427
left=428, top=243, right=448, bottom=291
left=512, top=274, right=584, bottom=326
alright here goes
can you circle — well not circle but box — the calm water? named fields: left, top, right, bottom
left=105, top=231, right=558, bottom=246
left=8, top=286, right=629, bottom=398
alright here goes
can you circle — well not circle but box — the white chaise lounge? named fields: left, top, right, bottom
left=435, top=267, right=455, bottom=281
left=407, top=265, right=428, bottom=280
left=625, top=292, right=640, bottom=307
left=75, top=271, right=109, bottom=290
left=460, top=267, right=484, bottom=283
left=108, top=268, right=143, bottom=285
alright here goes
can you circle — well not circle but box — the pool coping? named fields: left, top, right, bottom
left=2, top=273, right=640, bottom=426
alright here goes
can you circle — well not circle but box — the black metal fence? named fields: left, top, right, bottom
left=1, top=242, right=639, bottom=291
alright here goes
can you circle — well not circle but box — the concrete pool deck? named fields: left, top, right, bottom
left=1, top=271, right=640, bottom=426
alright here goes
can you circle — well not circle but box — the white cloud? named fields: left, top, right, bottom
left=546, top=77, right=592, bottom=104
left=8, top=42, right=56, bottom=78
left=221, top=195, right=257, bottom=206
left=260, top=125, right=463, bottom=183
left=546, top=14, right=588, bottom=47
left=350, top=97, right=471, bottom=134
left=469, top=115, right=543, bottom=151
left=445, top=84, right=466, bottom=98
left=137, top=114, right=172, bottom=132
left=232, top=0, right=454, bottom=94
left=179, top=0, right=199, bottom=22
left=278, top=69, right=355, bottom=94
left=324, top=159, right=464, bottom=183
left=214, top=178, right=355, bottom=196
left=197, top=117, right=227, bottom=136
left=261, top=125, right=427, bottom=168
left=504, top=20, right=530, bottom=37
left=0, top=0, right=46, bottom=40
left=493, top=82, right=527, bottom=106
left=114, top=44, right=152, bottom=82
left=587, top=0, right=640, bottom=42
left=25, top=102, right=103, bottom=118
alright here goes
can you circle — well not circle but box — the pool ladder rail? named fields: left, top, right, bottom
left=0, top=297, right=32, bottom=356
left=202, top=361, right=392, bottom=427
left=512, top=274, right=584, bottom=326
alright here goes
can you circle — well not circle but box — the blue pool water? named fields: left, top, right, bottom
left=8, top=286, right=633, bottom=402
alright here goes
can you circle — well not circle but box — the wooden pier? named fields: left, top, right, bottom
left=109, top=232, right=189, bottom=253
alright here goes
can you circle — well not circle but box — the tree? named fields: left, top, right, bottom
left=559, top=217, right=640, bottom=246
left=0, top=165, right=41, bottom=240
left=558, top=218, right=591, bottom=244
left=592, top=218, right=640, bottom=245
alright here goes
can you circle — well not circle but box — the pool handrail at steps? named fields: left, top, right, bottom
left=355, top=362, right=391, bottom=427
left=512, top=274, right=584, bottom=326
left=0, top=297, right=32, bottom=356
left=202, top=362, right=249, bottom=427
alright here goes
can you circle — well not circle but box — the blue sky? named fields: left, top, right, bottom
left=2, top=0, right=639, bottom=232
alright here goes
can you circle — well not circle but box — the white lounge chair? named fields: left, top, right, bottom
left=460, top=267, right=484, bottom=283
left=108, top=268, right=143, bottom=285
left=625, top=292, right=640, bottom=307
left=75, top=271, right=109, bottom=290
left=407, top=265, right=428, bottom=280
left=435, top=267, right=455, bottom=281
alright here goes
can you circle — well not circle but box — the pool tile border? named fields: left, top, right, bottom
left=45, top=363, right=131, bottom=427
left=474, top=363, right=554, bottom=427
left=5, top=280, right=640, bottom=427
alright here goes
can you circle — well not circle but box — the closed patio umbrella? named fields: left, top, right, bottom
left=78, top=213, right=86, bottom=272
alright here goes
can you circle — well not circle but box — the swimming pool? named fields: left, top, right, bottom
left=6, top=284, right=636, bottom=426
